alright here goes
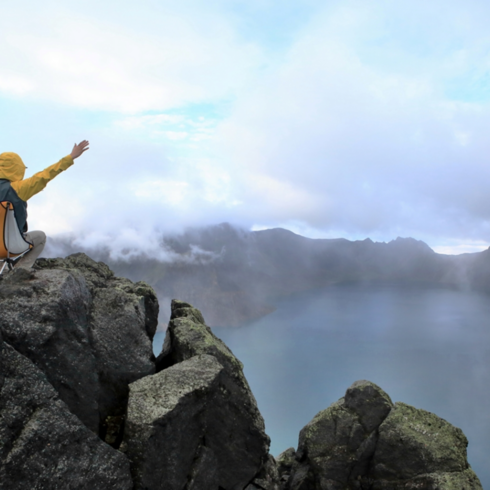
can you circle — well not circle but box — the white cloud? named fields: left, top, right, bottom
left=212, top=0, right=490, bottom=245
left=5, top=0, right=490, bottom=254
left=432, top=241, right=489, bottom=255
left=0, top=73, right=34, bottom=95
left=164, top=131, right=189, bottom=141
left=115, top=114, right=187, bottom=130
left=134, top=180, right=190, bottom=205
left=0, top=1, right=265, bottom=112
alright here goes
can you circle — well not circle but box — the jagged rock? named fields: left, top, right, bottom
left=35, top=253, right=159, bottom=338
left=370, top=468, right=483, bottom=490
left=0, top=253, right=158, bottom=440
left=123, top=354, right=224, bottom=489
left=2, top=250, right=482, bottom=490
left=0, top=266, right=100, bottom=432
left=0, top=340, right=132, bottom=489
left=344, top=380, right=393, bottom=432
left=288, top=380, right=483, bottom=490
left=124, top=351, right=274, bottom=490
left=245, top=454, right=281, bottom=490
left=277, top=447, right=296, bottom=485
left=292, top=380, right=392, bottom=488
left=134, top=299, right=270, bottom=489
left=371, top=402, right=482, bottom=489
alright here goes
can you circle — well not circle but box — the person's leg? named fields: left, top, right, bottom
left=16, top=231, right=46, bottom=269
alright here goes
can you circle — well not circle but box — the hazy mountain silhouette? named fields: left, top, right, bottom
left=46, top=223, right=490, bottom=327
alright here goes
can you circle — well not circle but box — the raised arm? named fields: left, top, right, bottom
left=11, top=140, right=90, bottom=201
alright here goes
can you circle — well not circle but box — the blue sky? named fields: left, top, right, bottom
left=2, top=0, right=490, bottom=257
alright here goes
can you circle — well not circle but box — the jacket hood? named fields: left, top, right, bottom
left=0, top=152, right=26, bottom=182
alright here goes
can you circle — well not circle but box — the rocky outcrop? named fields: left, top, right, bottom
left=124, top=299, right=271, bottom=490
left=245, top=454, right=281, bottom=490
left=285, top=380, right=482, bottom=489
left=123, top=354, right=225, bottom=489
left=0, top=253, right=158, bottom=441
left=371, top=402, right=480, bottom=488
left=0, top=336, right=133, bottom=489
left=0, top=254, right=483, bottom=489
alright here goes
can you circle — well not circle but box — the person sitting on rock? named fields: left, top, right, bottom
left=0, top=140, right=89, bottom=269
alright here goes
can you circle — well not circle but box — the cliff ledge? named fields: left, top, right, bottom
left=0, top=254, right=482, bottom=489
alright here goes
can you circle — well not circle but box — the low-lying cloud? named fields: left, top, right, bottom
left=3, top=0, right=490, bottom=255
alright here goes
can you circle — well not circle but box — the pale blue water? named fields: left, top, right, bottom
left=153, top=283, right=490, bottom=487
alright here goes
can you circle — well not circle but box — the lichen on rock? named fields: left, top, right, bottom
left=125, top=298, right=271, bottom=490
left=0, top=253, right=158, bottom=441
left=372, top=401, right=476, bottom=484
left=123, top=354, right=225, bottom=489
left=287, top=380, right=483, bottom=490
left=0, top=340, right=133, bottom=489
left=0, top=255, right=483, bottom=490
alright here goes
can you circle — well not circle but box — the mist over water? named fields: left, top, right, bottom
left=154, top=283, right=490, bottom=487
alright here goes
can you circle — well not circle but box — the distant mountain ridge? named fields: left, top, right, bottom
left=46, top=223, right=490, bottom=327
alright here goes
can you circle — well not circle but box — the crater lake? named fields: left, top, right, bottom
left=154, top=282, right=490, bottom=487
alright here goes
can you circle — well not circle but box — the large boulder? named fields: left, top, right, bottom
left=126, top=299, right=270, bottom=489
left=123, top=354, right=225, bottom=489
left=371, top=402, right=482, bottom=489
left=287, top=380, right=482, bottom=490
left=0, top=266, right=100, bottom=432
left=0, top=253, right=158, bottom=441
left=0, top=339, right=133, bottom=489
left=289, top=380, right=392, bottom=489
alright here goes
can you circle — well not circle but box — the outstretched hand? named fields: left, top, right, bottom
left=71, top=140, right=89, bottom=160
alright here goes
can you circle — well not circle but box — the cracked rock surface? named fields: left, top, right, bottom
left=123, top=354, right=224, bottom=489
left=127, top=299, right=271, bottom=490
left=0, top=339, right=133, bottom=489
left=286, top=380, right=482, bottom=490
left=0, top=255, right=483, bottom=489
left=0, top=254, right=158, bottom=437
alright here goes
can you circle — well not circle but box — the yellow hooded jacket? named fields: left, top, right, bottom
left=0, top=152, right=74, bottom=201
left=0, top=152, right=74, bottom=232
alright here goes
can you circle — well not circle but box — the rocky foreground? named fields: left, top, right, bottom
left=0, top=254, right=483, bottom=489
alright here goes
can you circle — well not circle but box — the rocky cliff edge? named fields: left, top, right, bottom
left=0, top=254, right=483, bottom=489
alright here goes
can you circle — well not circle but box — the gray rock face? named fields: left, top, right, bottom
left=245, top=454, right=281, bottom=490
left=0, top=340, right=133, bottom=489
left=0, top=253, right=158, bottom=441
left=0, top=266, right=100, bottom=432
left=127, top=299, right=270, bottom=490
left=0, top=252, right=483, bottom=490
left=372, top=402, right=481, bottom=489
left=292, top=380, right=391, bottom=489
left=277, top=447, right=297, bottom=485
left=344, top=380, right=393, bottom=432
left=123, top=354, right=224, bottom=489
left=287, top=380, right=483, bottom=490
